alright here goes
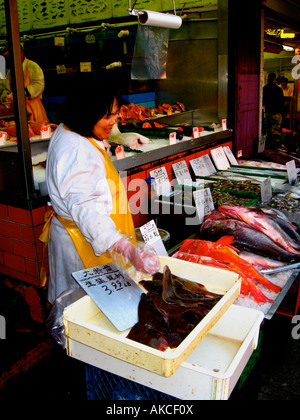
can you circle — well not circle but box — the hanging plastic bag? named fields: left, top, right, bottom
left=131, top=25, right=169, bottom=79
left=46, top=287, right=86, bottom=349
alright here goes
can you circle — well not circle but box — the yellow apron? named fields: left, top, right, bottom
left=39, top=136, right=136, bottom=286
left=23, top=60, right=49, bottom=123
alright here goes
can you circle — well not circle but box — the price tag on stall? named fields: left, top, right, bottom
left=190, top=155, right=216, bottom=176
left=169, top=132, right=177, bottom=145
left=223, top=146, right=238, bottom=165
left=40, top=125, right=51, bottom=139
left=222, top=119, right=227, bottom=130
left=193, top=188, right=215, bottom=224
left=149, top=166, right=172, bottom=196
left=286, top=160, right=297, bottom=185
left=172, top=160, right=192, bottom=185
left=260, top=177, right=272, bottom=204
left=115, top=145, right=125, bottom=160
left=258, top=135, right=266, bottom=154
left=139, top=220, right=168, bottom=256
left=54, top=37, right=65, bottom=46
left=210, top=146, right=230, bottom=170
left=0, top=131, right=8, bottom=145
left=80, top=62, right=92, bottom=72
left=56, top=64, right=66, bottom=74
left=72, top=263, right=143, bottom=331
left=192, top=127, right=200, bottom=138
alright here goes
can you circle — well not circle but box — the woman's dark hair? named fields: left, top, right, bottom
left=61, top=70, right=121, bottom=137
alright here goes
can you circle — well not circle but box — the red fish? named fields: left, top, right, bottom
left=176, top=237, right=281, bottom=304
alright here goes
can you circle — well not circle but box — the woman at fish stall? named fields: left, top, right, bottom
left=40, top=71, right=160, bottom=304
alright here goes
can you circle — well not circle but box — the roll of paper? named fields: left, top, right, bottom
left=138, top=11, right=182, bottom=29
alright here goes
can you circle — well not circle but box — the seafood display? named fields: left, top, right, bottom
left=174, top=237, right=281, bottom=305
left=270, top=192, right=300, bottom=213
left=201, top=205, right=300, bottom=261
left=218, top=205, right=300, bottom=256
left=108, top=123, right=152, bottom=149
left=119, top=102, right=186, bottom=124
left=127, top=266, right=222, bottom=351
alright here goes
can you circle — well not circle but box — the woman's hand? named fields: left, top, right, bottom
left=111, top=237, right=160, bottom=275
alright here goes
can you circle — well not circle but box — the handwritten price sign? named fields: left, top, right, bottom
left=72, top=263, right=143, bottom=331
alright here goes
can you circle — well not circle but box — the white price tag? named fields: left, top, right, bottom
left=139, top=220, right=168, bottom=256
left=223, top=146, right=238, bottom=165
left=190, top=155, right=216, bottom=176
left=0, top=131, right=8, bottom=145
left=149, top=166, right=172, bottom=196
left=40, top=125, right=52, bottom=139
left=258, top=135, right=266, bottom=154
left=192, top=127, right=200, bottom=138
left=172, top=160, right=192, bottom=185
left=286, top=160, right=297, bottom=185
left=115, top=145, right=125, bottom=160
left=210, top=147, right=230, bottom=170
left=169, top=132, right=177, bottom=145
left=193, top=188, right=215, bottom=224
left=260, top=177, right=272, bottom=204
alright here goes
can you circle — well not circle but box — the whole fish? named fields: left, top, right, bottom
left=177, top=237, right=281, bottom=295
left=200, top=218, right=300, bottom=262
left=253, top=207, right=300, bottom=245
left=218, top=205, right=300, bottom=256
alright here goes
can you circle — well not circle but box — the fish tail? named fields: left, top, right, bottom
left=241, top=278, right=273, bottom=304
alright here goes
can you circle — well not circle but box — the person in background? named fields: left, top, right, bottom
left=41, top=72, right=160, bottom=304
left=263, top=72, right=284, bottom=136
left=280, top=77, right=294, bottom=97
left=1, top=45, right=48, bottom=123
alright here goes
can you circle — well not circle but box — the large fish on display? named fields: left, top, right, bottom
left=218, top=205, right=300, bottom=256
left=200, top=217, right=300, bottom=263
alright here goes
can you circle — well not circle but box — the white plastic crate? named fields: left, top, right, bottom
left=66, top=304, right=264, bottom=400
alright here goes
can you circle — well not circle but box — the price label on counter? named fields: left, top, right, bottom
left=193, top=188, right=214, bottom=223
left=172, top=160, right=192, bottom=185
left=169, top=132, right=177, bottom=145
left=139, top=220, right=168, bottom=256
left=286, top=160, right=297, bottom=185
left=115, top=145, right=125, bottom=160
left=223, top=146, right=238, bottom=165
left=258, top=135, right=266, bottom=154
left=210, top=146, right=230, bottom=170
left=149, top=166, right=172, bottom=196
left=0, top=131, right=8, bottom=145
left=80, top=62, right=92, bottom=72
left=190, top=155, right=216, bottom=176
left=260, top=177, right=272, bottom=204
left=72, top=263, right=143, bottom=331
left=40, top=125, right=52, bottom=139
left=54, top=37, right=65, bottom=46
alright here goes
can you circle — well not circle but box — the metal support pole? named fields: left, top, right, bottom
left=4, top=0, right=35, bottom=200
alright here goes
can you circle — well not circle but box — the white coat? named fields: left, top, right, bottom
left=46, top=124, right=123, bottom=303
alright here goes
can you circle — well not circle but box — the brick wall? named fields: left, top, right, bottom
left=0, top=203, right=50, bottom=323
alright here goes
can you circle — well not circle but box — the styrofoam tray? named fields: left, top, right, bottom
left=63, top=256, right=241, bottom=377
left=66, top=304, right=264, bottom=400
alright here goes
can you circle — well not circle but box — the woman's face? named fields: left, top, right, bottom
left=92, top=98, right=119, bottom=140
